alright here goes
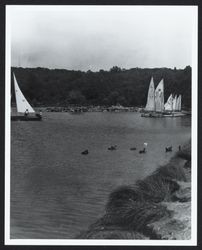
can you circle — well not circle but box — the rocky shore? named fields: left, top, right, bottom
left=36, top=105, right=140, bottom=113
left=78, top=141, right=191, bottom=240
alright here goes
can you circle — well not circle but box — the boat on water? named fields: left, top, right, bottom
left=145, top=77, right=155, bottom=112
left=142, top=77, right=186, bottom=118
left=11, top=73, right=42, bottom=121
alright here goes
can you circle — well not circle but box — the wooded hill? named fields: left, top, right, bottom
left=11, top=66, right=191, bottom=108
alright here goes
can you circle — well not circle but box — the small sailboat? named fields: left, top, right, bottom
left=11, top=73, right=42, bottom=121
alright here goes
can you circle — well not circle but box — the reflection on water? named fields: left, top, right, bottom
left=11, top=112, right=191, bottom=238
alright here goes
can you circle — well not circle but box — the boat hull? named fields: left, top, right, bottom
left=141, top=112, right=186, bottom=118
left=11, top=115, right=42, bottom=121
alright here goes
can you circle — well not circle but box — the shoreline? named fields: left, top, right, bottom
left=11, top=105, right=191, bottom=114
left=77, top=141, right=191, bottom=240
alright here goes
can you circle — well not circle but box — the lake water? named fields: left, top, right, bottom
left=11, top=112, right=191, bottom=239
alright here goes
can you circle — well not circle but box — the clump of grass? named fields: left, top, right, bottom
left=104, top=199, right=171, bottom=232
left=135, top=163, right=187, bottom=203
left=106, top=165, right=185, bottom=210
left=106, top=185, right=143, bottom=212
left=136, top=175, right=180, bottom=203
left=153, top=163, right=187, bottom=182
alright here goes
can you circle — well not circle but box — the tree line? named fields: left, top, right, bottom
left=11, top=66, right=191, bottom=109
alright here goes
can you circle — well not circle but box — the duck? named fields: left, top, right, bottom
left=108, top=145, right=117, bottom=150
left=130, top=147, right=137, bottom=151
left=139, top=148, right=146, bottom=154
left=165, top=146, right=172, bottom=152
left=81, top=149, right=89, bottom=155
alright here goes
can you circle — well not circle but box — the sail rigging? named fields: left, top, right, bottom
left=13, top=73, right=35, bottom=113
left=145, top=77, right=155, bottom=111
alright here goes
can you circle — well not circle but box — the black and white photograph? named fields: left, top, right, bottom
left=5, top=5, right=197, bottom=245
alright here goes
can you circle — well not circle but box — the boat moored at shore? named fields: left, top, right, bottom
left=142, top=77, right=186, bottom=118
left=11, top=73, right=42, bottom=121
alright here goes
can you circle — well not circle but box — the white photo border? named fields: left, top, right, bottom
left=5, top=5, right=198, bottom=246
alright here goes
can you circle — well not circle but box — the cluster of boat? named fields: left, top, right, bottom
left=141, top=77, right=186, bottom=118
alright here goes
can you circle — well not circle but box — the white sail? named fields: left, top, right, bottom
left=145, top=77, right=155, bottom=111
left=179, top=95, right=182, bottom=111
left=176, top=95, right=182, bottom=111
left=164, top=94, right=173, bottom=111
left=13, top=73, right=35, bottom=113
left=172, top=95, right=178, bottom=111
left=155, top=79, right=164, bottom=112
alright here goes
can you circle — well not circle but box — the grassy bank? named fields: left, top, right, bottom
left=77, top=140, right=191, bottom=239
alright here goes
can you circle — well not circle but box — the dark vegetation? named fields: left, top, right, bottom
left=11, top=66, right=191, bottom=108
left=177, top=140, right=191, bottom=161
left=78, top=141, right=191, bottom=239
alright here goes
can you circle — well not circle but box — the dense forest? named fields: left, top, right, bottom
left=11, top=66, right=191, bottom=108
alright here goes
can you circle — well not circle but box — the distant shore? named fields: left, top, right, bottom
left=77, top=140, right=191, bottom=240
left=25, top=105, right=190, bottom=114
left=41, top=105, right=141, bottom=113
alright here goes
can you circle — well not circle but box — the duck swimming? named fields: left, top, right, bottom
left=130, top=147, right=137, bottom=151
left=108, top=145, right=117, bottom=150
left=165, top=146, right=172, bottom=152
left=139, top=148, right=146, bottom=154
left=81, top=149, right=89, bottom=155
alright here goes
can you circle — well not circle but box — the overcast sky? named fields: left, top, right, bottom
left=8, top=6, right=197, bottom=71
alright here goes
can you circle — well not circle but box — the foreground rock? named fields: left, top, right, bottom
left=148, top=201, right=191, bottom=240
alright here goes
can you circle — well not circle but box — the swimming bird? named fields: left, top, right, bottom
left=130, top=147, right=137, bottom=151
left=139, top=148, right=146, bottom=154
left=81, top=150, right=89, bottom=155
left=108, top=145, right=117, bottom=150
left=165, top=146, right=172, bottom=152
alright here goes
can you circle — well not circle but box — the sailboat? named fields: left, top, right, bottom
left=142, top=78, right=164, bottom=117
left=142, top=77, right=185, bottom=118
left=11, top=73, right=42, bottom=121
left=164, top=94, right=173, bottom=112
left=154, top=79, right=164, bottom=113
left=145, top=77, right=155, bottom=112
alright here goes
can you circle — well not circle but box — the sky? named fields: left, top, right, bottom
left=8, top=6, right=197, bottom=71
